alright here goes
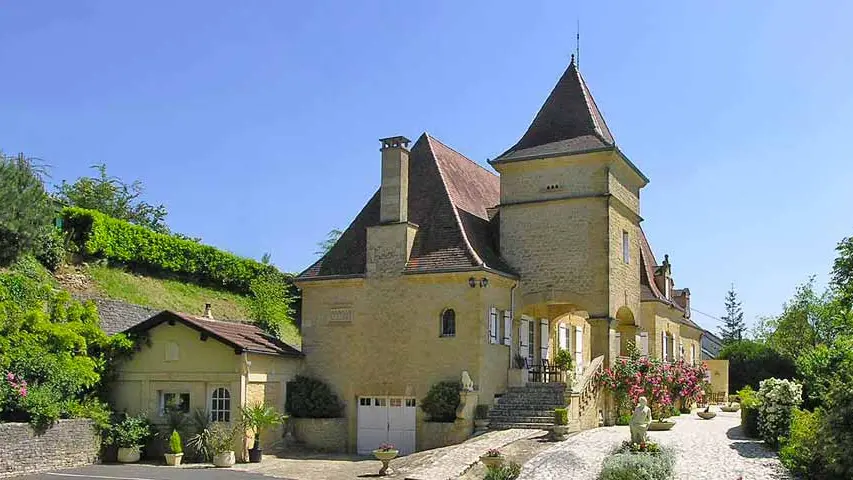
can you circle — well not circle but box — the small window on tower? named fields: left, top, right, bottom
left=622, top=231, right=630, bottom=264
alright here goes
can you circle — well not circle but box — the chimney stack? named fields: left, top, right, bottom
left=203, top=303, right=213, bottom=320
left=379, top=136, right=411, bottom=224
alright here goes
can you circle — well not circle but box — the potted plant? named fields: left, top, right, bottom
left=479, top=448, right=505, bottom=469
left=474, top=404, right=490, bottom=431
left=508, top=353, right=529, bottom=388
left=241, top=402, right=287, bottom=463
left=554, top=348, right=574, bottom=385
left=697, top=405, right=716, bottom=420
left=551, top=407, right=570, bottom=440
left=164, top=430, right=184, bottom=466
left=372, top=443, right=398, bottom=475
left=104, top=414, right=153, bottom=463
left=209, top=422, right=238, bottom=467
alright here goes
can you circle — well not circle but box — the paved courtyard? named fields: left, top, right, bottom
left=518, top=410, right=793, bottom=480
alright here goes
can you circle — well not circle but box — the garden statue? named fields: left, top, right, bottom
left=461, top=371, right=474, bottom=391
left=629, top=396, right=652, bottom=444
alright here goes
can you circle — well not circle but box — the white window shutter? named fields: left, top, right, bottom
left=614, top=332, right=622, bottom=357
left=558, top=325, right=568, bottom=350
left=662, top=332, right=668, bottom=362
left=488, top=307, right=497, bottom=344
left=519, top=319, right=529, bottom=362
left=575, top=326, right=583, bottom=375
left=640, top=332, right=649, bottom=357
left=503, top=310, right=512, bottom=346
left=540, top=319, right=549, bottom=360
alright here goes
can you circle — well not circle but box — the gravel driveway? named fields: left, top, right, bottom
left=518, top=409, right=793, bottom=480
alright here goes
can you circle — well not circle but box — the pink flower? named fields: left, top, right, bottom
left=6, top=372, right=14, bottom=382
left=19, top=387, right=27, bottom=397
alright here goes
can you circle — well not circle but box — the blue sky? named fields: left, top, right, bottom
left=3, top=1, right=852, bottom=333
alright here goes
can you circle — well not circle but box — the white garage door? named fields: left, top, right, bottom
left=357, top=396, right=416, bottom=455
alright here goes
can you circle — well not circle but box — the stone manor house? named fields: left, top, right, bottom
left=295, top=56, right=706, bottom=454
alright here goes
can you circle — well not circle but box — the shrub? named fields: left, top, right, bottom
left=421, top=381, right=461, bottom=422
left=33, top=226, right=66, bottom=271
left=168, top=430, right=183, bottom=454
left=484, top=462, right=521, bottom=480
left=616, top=414, right=631, bottom=426
left=103, top=413, right=154, bottom=449
left=554, top=348, right=573, bottom=371
left=738, top=386, right=761, bottom=438
left=208, top=422, right=238, bottom=455
left=599, top=448, right=675, bottom=480
left=757, top=378, right=802, bottom=447
left=554, top=407, right=568, bottom=425
left=719, top=340, right=796, bottom=392
left=285, top=376, right=343, bottom=418
left=820, top=380, right=853, bottom=479
left=779, top=408, right=823, bottom=476
left=61, top=207, right=291, bottom=295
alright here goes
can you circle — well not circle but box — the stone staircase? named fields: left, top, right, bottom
left=488, top=383, right=566, bottom=430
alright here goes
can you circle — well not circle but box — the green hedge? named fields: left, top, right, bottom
left=62, top=207, right=289, bottom=294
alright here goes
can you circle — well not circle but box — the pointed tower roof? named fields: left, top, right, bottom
left=494, top=55, right=616, bottom=162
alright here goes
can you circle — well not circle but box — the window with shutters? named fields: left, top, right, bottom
left=502, top=310, right=512, bottom=346
left=440, top=309, right=456, bottom=337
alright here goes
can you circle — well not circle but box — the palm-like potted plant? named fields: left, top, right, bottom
left=104, top=414, right=153, bottom=463
left=209, top=422, right=239, bottom=467
left=372, top=443, right=398, bottom=475
left=241, top=402, right=287, bottom=463
left=164, top=430, right=184, bottom=466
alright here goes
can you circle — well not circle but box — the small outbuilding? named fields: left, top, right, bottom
left=110, top=310, right=303, bottom=459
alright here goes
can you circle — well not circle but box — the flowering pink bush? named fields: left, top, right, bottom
left=5, top=372, right=28, bottom=398
left=598, top=356, right=709, bottom=420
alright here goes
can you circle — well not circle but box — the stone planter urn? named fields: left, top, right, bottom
left=508, top=368, right=528, bottom=388
left=213, top=451, right=236, bottom=468
left=648, top=420, right=676, bottom=431
left=117, top=447, right=141, bottom=463
left=479, top=454, right=505, bottom=469
left=551, top=424, right=570, bottom=441
left=697, top=411, right=717, bottom=420
left=164, top=452, right=183, bottom=466
left=720, top=404, right=741, bottom=413
left=372, top=449, right=399, bottom=476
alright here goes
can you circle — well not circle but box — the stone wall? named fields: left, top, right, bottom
left=290, top=418, right=348, bottom=452
left=0, top=419, right=99, bottom=478
left=418, top=419, right=472, bottom=451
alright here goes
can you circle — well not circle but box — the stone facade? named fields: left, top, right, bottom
left=0, top=419, right=99, bottom=478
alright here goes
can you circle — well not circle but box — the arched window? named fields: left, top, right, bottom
left=440, top=309, right=456, bottom=337
left=210, top=387, right=231, bottom=422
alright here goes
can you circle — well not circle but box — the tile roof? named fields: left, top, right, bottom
left=124, top=310, right=302, bottom=357
left=298, top=133, right=514, bottom=280
left=639, top=229, right=702, bottom=330
left=84, top=297, right=159, bottom=336
left=494, top=57, right=616, bottom=162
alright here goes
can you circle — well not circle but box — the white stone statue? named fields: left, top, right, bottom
left=629, top=396, right=652, bottom=444
left=461, top=371, right=474, bottom=391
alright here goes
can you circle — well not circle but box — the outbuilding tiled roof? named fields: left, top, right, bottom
left=85, top=297, right=159, bottom=336
left=124, top=310, right=302, bottom=357
left=298, top=133, right=514, bottom=280
left=494, top=56, right=615, bottom=162
left=639, top=229, right=701, bottom=330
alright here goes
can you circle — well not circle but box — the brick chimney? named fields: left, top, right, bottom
left=379, top=136, right=411, bottom=224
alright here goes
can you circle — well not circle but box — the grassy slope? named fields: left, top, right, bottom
left=85, top=265, right=301, bottom=347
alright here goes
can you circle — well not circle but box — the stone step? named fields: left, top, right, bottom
left=489, top=409, right=557, bottom=418
left=489, top=422, right=555, bottom=430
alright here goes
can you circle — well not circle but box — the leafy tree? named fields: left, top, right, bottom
left=832, top=236, right=853, bottom=307
left=55, top=163, right=168, bottom=233
left=315, top=229, right=342, bottom=256
left=718, top=340, right=796, bottom=392
left=796, top=335, right=853, bottom=409
left=768, top=279, right=836, bottom=359
left=260, top=252, right=272, bottom=265
left=0, top=153, right=53, bottom=267
left=719, top=284, right=746, bottom=344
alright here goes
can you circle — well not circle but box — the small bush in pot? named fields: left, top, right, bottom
left=421, top=381, right=461, bottom=422
left=164, top=430, right=183, bottom=466
left=738, top=386, right=761, bottom=438
left=209, top=422, right=239, bottom=467
left=103, top=413, right=154, bottom=463
left=480, top=448, right=505, bottom=469
left=551, top=408, right=570, bottom=440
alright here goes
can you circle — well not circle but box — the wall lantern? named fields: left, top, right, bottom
left=480, top=277, right=489, bottom=288
left=468, top=277, right=476, bottom=288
